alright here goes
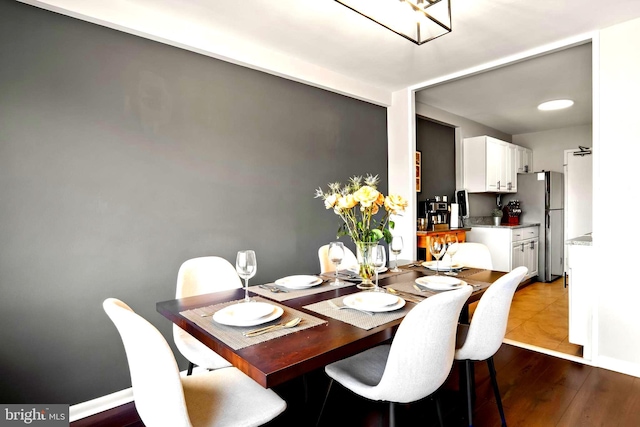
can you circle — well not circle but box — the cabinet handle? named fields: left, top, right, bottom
left=497, top=180, right=500, bottom=189
left=530, top=241, right=534, bottom=249
left=521, top=243, right=524, bottom=252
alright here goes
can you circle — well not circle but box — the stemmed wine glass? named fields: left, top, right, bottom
left=328, top=241, right=345, bottom=286
left=371, top=244, right=386, bottom=292
left=444, top=235, right=460, bottom=276
left=390, top=236, right=403, bottom=273
left=236, top=250, right=257, bottom=303
left=429, top=237, right=446, bottom=275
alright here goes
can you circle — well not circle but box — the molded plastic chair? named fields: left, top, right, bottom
left=451, top=242, right=493, bottom=270
left=173, top=256, right=242, bottom=375
left=455, top=266, right=528, bottom=427
left=318, top=285, right=473, bottom=427
left=318, top=244, right=358, bottom=273
left=103, top=298, right=286, bottom=427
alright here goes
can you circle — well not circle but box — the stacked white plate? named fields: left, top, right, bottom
left=415, top=276, right=466, bottom=291
left=421, top=261, right=464, bottom=271
left=275, top=275, right=323, bottom=289
left=342, top=292, right=405, bottom=312
left=213, top=302, right=283, bottom=327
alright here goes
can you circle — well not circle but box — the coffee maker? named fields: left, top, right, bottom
left=426, top=196, right=450, bottom=231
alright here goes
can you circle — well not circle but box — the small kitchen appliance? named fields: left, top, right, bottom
left=426, top=198, right=450, bottom=231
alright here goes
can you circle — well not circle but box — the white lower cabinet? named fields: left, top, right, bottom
left=467, top=225, right=539, bottom=280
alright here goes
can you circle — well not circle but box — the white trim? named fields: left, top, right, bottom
left=595, top=355, right=640, bottom=379
left=503, top=339, right=595, bottom=366
left=69, top=367, right=207, bottom=422
left=69, top=388, right=133, bottom=423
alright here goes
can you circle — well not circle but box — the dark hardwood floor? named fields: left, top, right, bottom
left=71, top=344, right=640, bottom=427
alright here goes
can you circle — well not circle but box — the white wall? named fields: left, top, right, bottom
left=594, top=16, right=640, bottom=376
left=513, top=124, right=592, bottom=173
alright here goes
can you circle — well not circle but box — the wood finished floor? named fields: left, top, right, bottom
left=75, top=277, right=626, bottom=427
left=72, top=344, right=640, bottom=427
left=470, top=276, right=582, bottom=357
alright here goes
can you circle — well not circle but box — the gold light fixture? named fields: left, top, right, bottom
left=335, top=0, right=452, bottom=45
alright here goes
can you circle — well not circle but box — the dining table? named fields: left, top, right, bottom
left=156, top=263, right=505, bottom=390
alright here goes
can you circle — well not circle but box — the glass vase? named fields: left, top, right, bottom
left=355, top=241, right=377, bottom=290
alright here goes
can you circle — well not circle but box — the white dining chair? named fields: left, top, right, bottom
left=455, top=266, right=528, bottom=427
left=103, top=298, right=286, bottom=427
left=318, top=244, right=358, bottom=273
left=451, top=242, right=493, bottom=270
left=173, top=256, right=242, bottom=375
left=317, top=285, right=473, bottom=427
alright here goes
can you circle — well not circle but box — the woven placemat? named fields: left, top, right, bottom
left=251, top=269, right=414, bottom=302
left=249, top=279, right=355, bottom=302
left=383, top=275, right=491, bottom=298
left=404, top=265, right=487, bottom=279
left=180, top=297, right=327, bottom=350
left=303, top=295, right=413, bottom=331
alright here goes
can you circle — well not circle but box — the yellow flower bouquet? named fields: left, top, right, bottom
left=315, top=174, right=407, bottom=284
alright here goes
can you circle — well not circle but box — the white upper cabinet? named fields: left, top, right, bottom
left=516, top=145, right=533, bottom=174
left=462, top=136, right=520, bottom=193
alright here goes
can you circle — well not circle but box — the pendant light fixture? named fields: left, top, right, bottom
left=335, top=0, right=452, bottom=45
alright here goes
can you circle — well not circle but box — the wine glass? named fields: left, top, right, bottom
left=328, top=241, right=345, bottom=286
left=390, top=236, right=403, bottom=273
left=371, top=244, right=386, bottom=291
left=429, top=237, right=446, bottom=275
left=236, top=250, right=257, bottom=303
left=444, top=235, right=460, bottom=276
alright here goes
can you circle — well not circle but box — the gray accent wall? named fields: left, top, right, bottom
left=0, top=1, right=387, bottom=404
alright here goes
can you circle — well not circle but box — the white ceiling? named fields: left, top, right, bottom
left=415, top=42, right=593, bottom=135
left=22, top=0, right=640, bottom=133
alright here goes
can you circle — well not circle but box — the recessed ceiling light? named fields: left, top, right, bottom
left=537, top=99, right=574, bottom=111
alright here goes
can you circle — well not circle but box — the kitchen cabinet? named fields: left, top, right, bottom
left=466, top=225, right=539, bottom=280
left=516, top=146, right=533, bottom=174
left=566, top=235, right=593, bottom=358
left=463, top=136, right=518, bottom=193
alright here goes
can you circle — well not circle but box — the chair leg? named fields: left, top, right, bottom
left=187, top=362, right=195, bottom=376
left=466, top=359, right=474, bottom=427
left=487, top=357, right=507, bottom=427
left=315, top=379, right=333, bottom=427
left=434, top=395, right=444, bottom=427
left=389, top=401, right=398, bottom=427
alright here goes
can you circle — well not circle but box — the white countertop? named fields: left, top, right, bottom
left=566, top=234, right=592, bottom=246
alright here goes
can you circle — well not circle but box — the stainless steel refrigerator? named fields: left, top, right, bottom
left=504, top=171, right=564, bottom=282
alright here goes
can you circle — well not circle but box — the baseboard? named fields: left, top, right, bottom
left=595, top=355, right=640, bottom=379
left=70, top=367, right=206, bottom=422
left=70, top=388, right=133, bottom=423
left=503, top=339, right=594, bottom=366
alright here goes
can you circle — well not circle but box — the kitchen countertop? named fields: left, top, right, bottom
left=467, top=222, right=540, bottom=229
left=417, top=227, right=471, bottom=234
left=566, top=234, right=592, bottom=246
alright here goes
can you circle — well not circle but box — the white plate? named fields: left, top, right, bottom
left=213, top=304, right=283, bottom=327
left=416, top=276, right=466, bottom=291
left=275, top=275, right=323, bottom=289
left=342, top=292, right=405, bottom=312
left=421, top=261, right=464, bottom=271
left=347, top=265, right=388, bottom=274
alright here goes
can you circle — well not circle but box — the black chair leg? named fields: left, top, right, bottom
left=315, top=378, right=333, bottom=427
left=466, top=359, right=474, bottom=427
left=434, top=395, right=444, bottom=427
left=389, top=401, right=396, bottom=427
left=487, top=357, right=507, bottom=427
left=187, top=362, right=195, bottom=376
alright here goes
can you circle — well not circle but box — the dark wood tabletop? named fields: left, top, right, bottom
left=156, top=267, right=505, bottom=389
